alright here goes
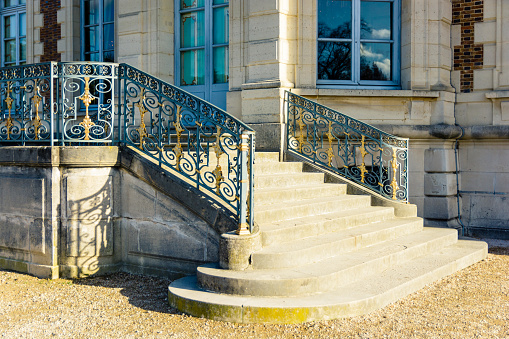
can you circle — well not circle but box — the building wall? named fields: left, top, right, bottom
left=0, top=147, right=221, bottom=279
left=23, top=0, right=509, bottom=238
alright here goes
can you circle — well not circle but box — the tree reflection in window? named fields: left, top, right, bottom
left=317, top=0, right=398, bottom=86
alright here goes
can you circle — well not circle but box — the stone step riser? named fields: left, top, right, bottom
left=253, top=162, right=304, bottom=175
left=261, top=207, right=396, bottom=247
left=254, top=196, right=371, bottom=225
left=171, top=241, right=487, bottom=323
left=197, top=228, right=457, bottom=297
left=255, top=173, right=325, bottom=189
left=253, top=219, right=424, bottom=270
left=254, top=185, right=347, bottom=206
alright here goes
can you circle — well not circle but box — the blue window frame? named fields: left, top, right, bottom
left=317, top=0, right=400, bottom=88
left=1, top=0, right=26, bottom=67
left=175, top=0, right=229, bottom=109
left=80, top=0, right=114, bottom=62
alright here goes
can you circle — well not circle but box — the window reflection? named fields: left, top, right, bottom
left=318, top=42, right=352, bottom=81
left=360, top=43, right=391, bottom=81
left=360, top=2, right=392, bottom=40
left=318, top=0, right=351, bottom=39
left=317, top=0, right=397, bottom=85
left=82, top=0, right=115, bottom=62
left=1, top=0, right=26, bottom=66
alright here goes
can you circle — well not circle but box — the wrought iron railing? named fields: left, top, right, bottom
left=0, top=62, right=255, bottom=233
left=118, top=64, right=255, bottom=234
left=286, top=91, right=408, bottom=202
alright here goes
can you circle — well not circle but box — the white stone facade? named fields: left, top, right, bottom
left=21, top=0, right=509, bottom=238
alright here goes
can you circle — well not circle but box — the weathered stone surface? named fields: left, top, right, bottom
left=424, top=149, right=456, bottom=173
left=219, top=230, right=262, bottom=271
left=423, top=196, right=459, bottom=220
left=0, top=176, right=44, bottom=217
left=424, top=173, right=457, bottom=196
left=0, top=146, right=222, bottom=279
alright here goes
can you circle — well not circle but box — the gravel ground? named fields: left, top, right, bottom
left=0, top=240, right=508, bottom=339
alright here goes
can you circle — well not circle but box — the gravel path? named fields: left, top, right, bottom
left=0, top=240, right=508, bottom=338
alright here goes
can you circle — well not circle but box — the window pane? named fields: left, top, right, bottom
left=4, top=15, right=15, bottom=38
left=360, top=43, right=392, bottom=81
left=84, top=52, right=99, bottom=61
left=84, top=26, right=99, bottom=52
left=103, top=23, right=114, bottom=50
left=318, top=0, right=352, bottom=39
left=4, top=39, right=15, bottom=63
left=213, top=46, right=228, bottom=83
left=181, top=0, right=204, bottom=9
left=213, top=0, right=228, bottom=5
left=19, top=37, right=26, bottom=61
left=103, top=51, right=114, bottom=62
left=361, top=1, right=392, bottom=40
left=19, top=0, right=26, bottom=3
left=19, top=12, right=26, bottom=36
left=213, top=7, right=228, bottom=45
left=181, top=49, right=204, bottom=86
left=318, top=41, right=352, bottom=81
left=181, top=11, right=204, bottom=48
left=4, top=0, right=12, bottom=7
left=103, top=0, right=114, bottom=22
left=84, top=0, right=99, bottom=26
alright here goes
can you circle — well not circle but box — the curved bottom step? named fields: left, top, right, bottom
left=168, top=240, right=487, bottom=324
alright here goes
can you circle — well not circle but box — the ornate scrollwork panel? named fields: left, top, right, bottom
left=286, top=91, right=408, bottom=202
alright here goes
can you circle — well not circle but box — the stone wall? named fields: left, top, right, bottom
left=0, top=147, right=224, bottom=279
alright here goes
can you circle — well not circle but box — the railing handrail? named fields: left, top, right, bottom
left=0, top=61, right=255, bottom=233
left=285, top=91, right=409, bottom=202
left=287, top=91, right=408, bottom=148
left=119, top=63, right=255, bottom=134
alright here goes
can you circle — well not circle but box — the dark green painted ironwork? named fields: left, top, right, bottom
left=0, top=62, right=255, bottom=232
left=285, top=91, right=408, bottom=202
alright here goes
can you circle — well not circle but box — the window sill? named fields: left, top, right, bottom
left=290, top=88, right=441, bottom=98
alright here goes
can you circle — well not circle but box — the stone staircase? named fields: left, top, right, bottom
left=168, top=152, right=487, bottom=324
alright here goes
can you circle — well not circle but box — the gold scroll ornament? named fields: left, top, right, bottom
left=4, top=82, right=13, bottom=140
left=212, top=126, right=224, bottom=195
left=78, top=77, right=96, bottom=140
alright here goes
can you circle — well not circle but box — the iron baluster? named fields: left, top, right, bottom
left=285, top=91, right=408, bottom=202
left=0, top=61, right=256, bottom=233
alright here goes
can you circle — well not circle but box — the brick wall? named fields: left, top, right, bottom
left=40, top=0, right=62, bottom=62
left=452, top=0, right=484, bottom=93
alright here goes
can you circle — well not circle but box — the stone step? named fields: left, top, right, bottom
left=255, top=172, right=325, bottom=189
left=254, top=152, right=280, bottom=163
left=169, top=240, right=487, bottom=324
left=252, top=217, right=424, bottom=269
left=199, top=219, right=431, bottom=296
left=259, top=206, right=396, bottom=247
left=253, top=161, right=304, bottom=175
left=254, top=194, right=372, bottom=225
left=254, top=183, right=347, bottom=206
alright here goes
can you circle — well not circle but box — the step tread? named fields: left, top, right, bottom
left=253, top=162, right=303, bottom=173
left=201, top=227, right=457, bottom=282
left=255, top=172, right=325, bottom=182
left=254, top=182, right=346, bottom=196
left=253, top=152, right=280, bottom=162
left=169, top=240, right=487, bottom=323
left=259, top=206, right=394, bottom=230
left=256, top=217, right=423, bottom=255
left=254, top=194, right=370, bottom=213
